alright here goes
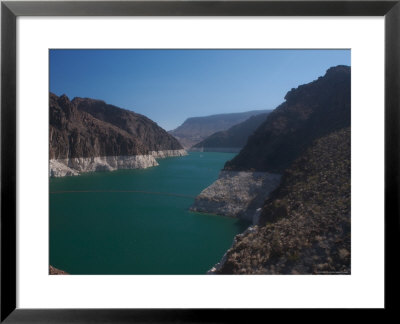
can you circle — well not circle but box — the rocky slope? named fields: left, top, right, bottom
left=210, top=128, right=350, bottom=274
left=191, top=111, right=271, bottom=152
left=169, top=109, right=271, bottom=149
left=225, top=65, right=351, bottom=173
left=49, top=93, right=186, bottom=177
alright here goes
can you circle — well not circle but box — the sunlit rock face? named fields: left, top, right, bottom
left=190, top=171, right=281, bottom=223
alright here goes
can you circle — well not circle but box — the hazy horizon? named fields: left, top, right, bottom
left=50, top=49, right=350, bottom=131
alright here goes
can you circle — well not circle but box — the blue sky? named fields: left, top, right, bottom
left=50, top=49, right=350, bottom=131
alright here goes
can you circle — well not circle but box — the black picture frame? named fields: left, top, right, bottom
left=1, top=0, right=399, bottom=321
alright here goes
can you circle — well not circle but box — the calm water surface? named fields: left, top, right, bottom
left=49, top=152, right=249, bottom=274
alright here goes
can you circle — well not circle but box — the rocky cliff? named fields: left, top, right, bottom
left=191, top=112, right=271, bottom=152
left=73, top=96, right=182, bottom=152
left=192, top=66, right=350, bottom=221
left=210, top=128, right=350, bottom=274
left=188, top=66, right=351, bottom=274
left=225, top=65, right=350, bottom=173
left=49, top=93, right=186, bottom=177
left=169, top=109, right=271, bottom=149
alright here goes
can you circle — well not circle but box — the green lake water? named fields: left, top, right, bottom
left=49, top=152, right=249, bottom=274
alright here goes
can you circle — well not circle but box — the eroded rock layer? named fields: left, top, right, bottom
left=190, top=171, right=281, bottom=223
left=49, top=150, right=187, bottom=177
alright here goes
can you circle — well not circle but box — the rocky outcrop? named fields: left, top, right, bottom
left=169, top=109, right=271, bottom=149
left=49, top=159, right=80, bottom=177
left=190, top=171, right=281, bottom=223
left=225, top=65, right=351, bottom=173
left=49, top=93, right=186, bottom=177
left=49, top=265, right=69, bottom=275
left=191, top=112, right=271, bottom=152
left=211, top=128, right=351, bottom=274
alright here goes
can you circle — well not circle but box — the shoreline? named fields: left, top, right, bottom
left=50, top=149, right=187, bottom=177
left=189, top=170, right=282, bottom=273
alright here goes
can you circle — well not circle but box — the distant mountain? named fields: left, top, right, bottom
left=49, top=93, right=186, bottom=177
left=191, top=111, right=272, bottom=152
left=224, top=65, right=351, bottom=173
left=169, top=109, right=271, bottom=149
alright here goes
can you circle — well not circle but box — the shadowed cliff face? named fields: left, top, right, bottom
left=224, top=65, right=351, bottom=173
left=214, top=128, right=351, bottom=274
left=49, top=93, right=183, bottom=160
left=73, top=97, right=182, bottom=152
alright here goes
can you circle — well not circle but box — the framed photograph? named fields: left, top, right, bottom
left=1, top=0, right=398, bottom=321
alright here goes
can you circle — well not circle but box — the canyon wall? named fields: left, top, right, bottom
left=191, top=66, right=351, bottom=274
left=49, top=93, right=186, bottom=177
